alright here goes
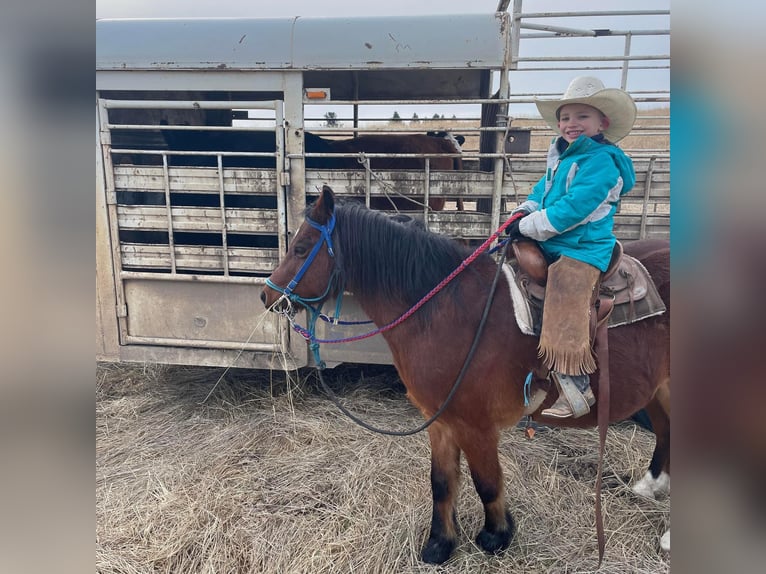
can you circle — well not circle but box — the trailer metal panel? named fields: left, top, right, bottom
left=96, top=94, right=301, bottom=367
left=96, top=14, right=509, bottom=72
left=122, top=279, right=283, bottom=349
left=97, top=103, right=120, bottom=362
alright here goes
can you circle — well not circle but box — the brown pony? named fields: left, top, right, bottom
left=261, top=186, right=670, bottom=564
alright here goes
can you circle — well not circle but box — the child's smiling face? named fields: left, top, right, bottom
left=557, top=103, right=610, bottom=143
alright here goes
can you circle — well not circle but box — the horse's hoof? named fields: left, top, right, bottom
left=421, top=537, right=456, bottom=564
left=632, top=470, right=670, bottom=499
left=476, top=512, right=515, bottom=554
left=632, top=479, right=656, bottom=499
left=660, top=529, right=670, bottom=552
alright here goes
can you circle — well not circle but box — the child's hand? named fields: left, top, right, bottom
left=505, top=215, right=528, bottom=240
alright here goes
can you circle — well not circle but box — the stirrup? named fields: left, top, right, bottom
left=542, top=374, right=595, bottom=419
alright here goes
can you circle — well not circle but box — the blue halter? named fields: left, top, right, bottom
left=265, top=212, right=337, bottom=303
left=265, top=212, right=344, bottom=368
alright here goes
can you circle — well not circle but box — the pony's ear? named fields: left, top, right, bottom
left=312, top=185, right=335, bottom=223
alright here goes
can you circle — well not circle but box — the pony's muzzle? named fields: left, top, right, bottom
left=260, top=286, right=285, bottom=311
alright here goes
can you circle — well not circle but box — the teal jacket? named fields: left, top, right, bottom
left=515, top=135, right=636, bottom=271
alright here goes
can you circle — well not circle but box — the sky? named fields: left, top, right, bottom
left=96, top=0, right=666, bottom=21
left=96, top=1, right=670, bottom=121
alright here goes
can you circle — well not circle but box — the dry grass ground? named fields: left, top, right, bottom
left=97, top=362, right=670, bottom=574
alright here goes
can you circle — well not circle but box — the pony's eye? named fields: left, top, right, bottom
left=293, top=244, right=309, bottom=257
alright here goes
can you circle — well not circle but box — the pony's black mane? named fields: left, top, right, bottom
left=326, top=200, right=491, bottom=308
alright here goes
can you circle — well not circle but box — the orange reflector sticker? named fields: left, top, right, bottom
left=305, top=90, right=328, bottom=100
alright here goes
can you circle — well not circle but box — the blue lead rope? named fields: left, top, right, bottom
left=523, top=371, right=533, bottom=407
left=488, top=236, right=510, bottom=255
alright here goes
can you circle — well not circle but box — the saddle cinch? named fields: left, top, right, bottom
left=508, top=239, right=666, bottom=336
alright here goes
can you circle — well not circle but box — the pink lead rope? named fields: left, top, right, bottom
left=291, top=211, right=526, bottom=345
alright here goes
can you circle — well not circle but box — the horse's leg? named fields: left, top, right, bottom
left=422, top=422, right=461, bottom=564
left=428, top=198, right=447, bottom=211
left=631, top=382, right=671, bottom=552
left=632, top=383, right=671, bottom=499
left=459, top=427, right=515, bottom=554
left=653, top=381, right=671, bottom=481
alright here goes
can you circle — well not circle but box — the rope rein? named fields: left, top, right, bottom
left=316, top=248, right=508, bottom=436
left=288, top=211, right=521, bottom=349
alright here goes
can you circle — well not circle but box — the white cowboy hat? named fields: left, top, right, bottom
left=535, top=76, right=637, bottom=142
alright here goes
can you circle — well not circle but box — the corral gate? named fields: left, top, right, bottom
left=97, top=96, right=296, bottom=368
left=97, top=6, right=669, bottom=370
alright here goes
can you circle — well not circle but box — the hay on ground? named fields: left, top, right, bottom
left=97, top=362, right=669, bottom=574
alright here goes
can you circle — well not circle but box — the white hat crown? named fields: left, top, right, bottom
left=561, top=77, right=608, bottom=100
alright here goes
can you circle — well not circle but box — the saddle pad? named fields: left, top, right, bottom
left=502, top=264, right=536, bottom=336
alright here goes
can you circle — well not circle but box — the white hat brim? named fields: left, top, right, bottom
left=535, top=89, right=637, bottom=142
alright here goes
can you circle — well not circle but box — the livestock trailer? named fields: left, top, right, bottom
left=96, top=8, right=669, bottom=370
